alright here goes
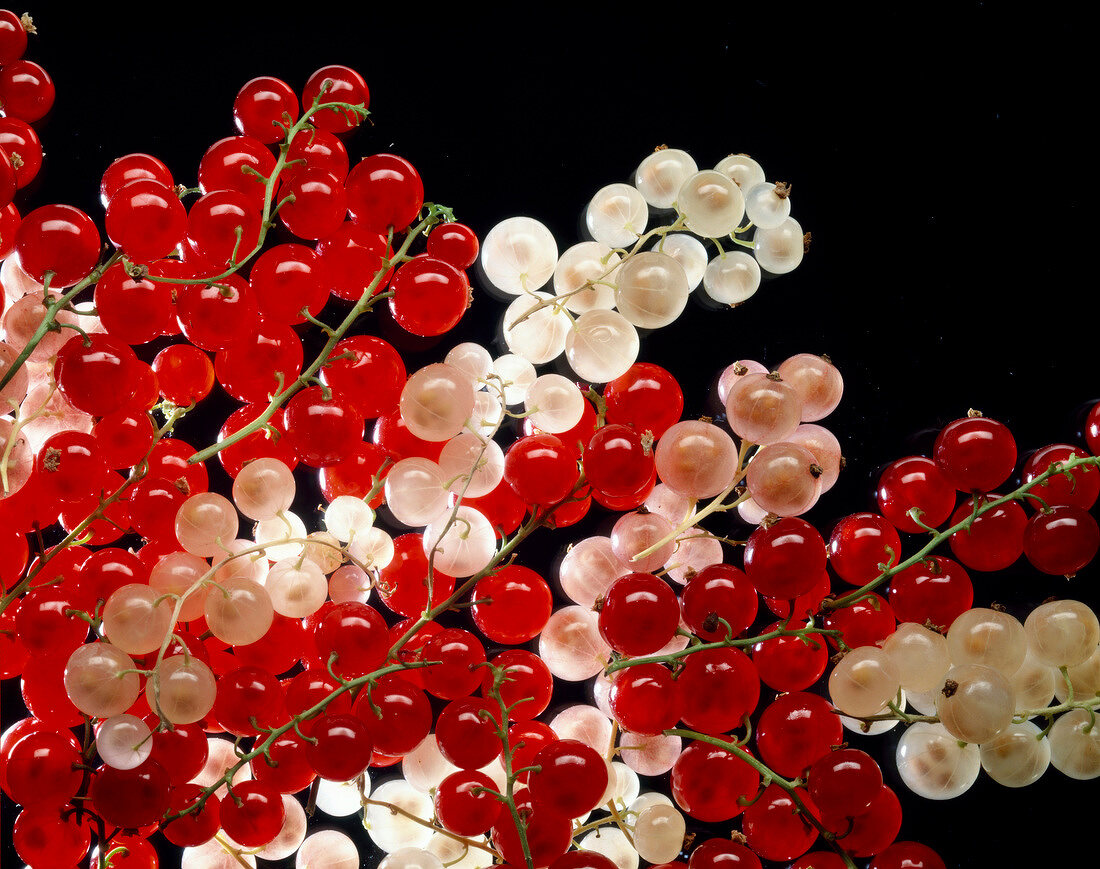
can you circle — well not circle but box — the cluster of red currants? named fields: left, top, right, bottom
left=1, top=12, right=1099, bottom=869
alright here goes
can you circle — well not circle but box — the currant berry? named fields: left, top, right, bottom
left=1023, top=505, right=1100, bottom=575
left=934, top=415, right=1017, bottom=492
left=948, top=495, right=1026, bottom=571
left=302, top=65, right=370, bottom=133
left=887, top=555, right=973, bottom=630
left=876, top=455, right=956, bottom=533
left=14, top=204, right=100, bottom=287
left=234, top=75, right=300, bottom=143
left=743, top=517, right=826, bottom=599
left=346, top=153, right=423, bottom=232
left=528, top=738, right=609, bottom=818
left=671, top=741, right=759, bottom=822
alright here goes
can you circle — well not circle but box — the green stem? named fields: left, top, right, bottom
left=826, top=455, right=1100, bottom=610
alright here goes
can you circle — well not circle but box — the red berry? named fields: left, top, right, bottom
left=106, top=178, right=187, bottom=263
left=1023, top=505, right=1100, bottom=575
left=1021, top=443, right=1099, bottom=510
left=584, top=423, right=655, bottom=498
left=876, top=455, right=956, bottom=533
left=15, top=204, right=100, bottom=287
left=869, top=842, right=947, bottom=869
left=529, top=739, right=608, bottom=818
left=755, top=691, right=842, bottom=778
left=197, top=136, right=274, bottom=207
left=248, top=243, right=327, bottom=325
left=234, top=76, right=300, bottom=144
left=217, top=780, right=284, bottom=848
left=282, top=386, right=363, bottom=467
left=54, top=334, right=139, bottom=417
left=671, top=741, right=759, bottom=822
left=598, top=572, right=679, bottom=655
left=807, top=747, right=883, bottom=817
left=608, top=662, right=682, bottom=736
left=603, top=362, right=685, bottom=439
left=741, top=783, right=820, bottom=862
left=352, top=673, right=432, bottom=756
left=346, top=153, right=423, bottom=232
left=0, top=118, right=43, bottom=189
left=472, top=565, right=553, bottom=644
left=436, top=698, right=502, bottom=769
left=278, top=168, right=348, bottom=240
left=503, top=434, right=577, bottom=507
left=0, top=11, right=29, bottom=65
left=933, top=415, right=1016, bottom=492
left=688, top=838, right=763, bottom=869
left=481, top=650, right=553, bottom=721
left=302, top=65, right=370, bottom=133
left=389, top=255, right=470, bottom=336
left=678, top=647, right=761, bottom=735
left=828, top=512, right=901, bottom=586
left=822, top=592, right=896, bottom=649
left=94, top=262, right=176, bottom=345
left=319, top=335, right=406, bottom=419
left=887, top=555, right=973, bottom=630
left=948, top=495, right=1027, bottom=572
left=743, top=517, right=826, bottom=599
left=304, top=713, right=374, bottom=781
left=680, top=563, right=759, bottom=641
left=0, top=60, right=54, bottom=122
left=436, top=770, right=502, bottom=835
left=427, top=222, right=480, bottom=269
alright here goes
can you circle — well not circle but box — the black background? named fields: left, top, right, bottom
left=2, top=4, right=1096, bottom=867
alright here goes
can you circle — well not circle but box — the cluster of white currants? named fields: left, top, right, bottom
left=829, top=600, right=1100, bottom=799
left=477, top=149, right=804, bottom=385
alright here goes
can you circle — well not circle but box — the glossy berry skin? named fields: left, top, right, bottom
left=1023, top=505, right=1100, bottom=575
left=278, top=168, right=348, bottom=240
left=609, top=662, right=683, bottom=735
left=742, top=784, right=820, bottom=862
left=55, top=334, right=138, bottom=417
left=100, top=152, right=173, bottom=205
left=869, top=842, right=947, bottom=869
left=282, top=386, right=363, bottom=467
left=436, top=698, right=502, bottom=769
left=680, top=563, right=759, bottom=641
left=0, top=118, right=43, bottom=189
left=346, top=153, right=423, bottom=232
left=315, top=221, right=393, bottom=301
left=876, top=455, right=956, bottom=533
left=934, top=415, right=1016, bottom=492
left=105, top=178, right=187, bottom=263
left=688, top=839, right=763, bottom=869
left=755, top=691, right=842, bottom=778
left=319, top=336, right=404, bottom=422
left=552, top=853, right=619, bottom=869
left=508, top=723, right=557, bottom=788
left=13, top=805, right=91, bottom=868
left=162, top=784, right=222, bottom=847
left=603, top=362, right=685, bottom=439
left=420, top=628, right=486, bottom=700
left=4, top=729, right=83, bottom=807
left=0, top=11, right=28, bottom=64
left=0, top=60, right=55, bottom=122
left=822, top=592, right=896, bottom=649
left=304, top=713, right=374, bottom=781
left=320, top=441, right=391, bottom=507
left=1021, top=443, right=1099, bottom=510
left=34, top=430, right=106, bottom=504
left=584, top=424, right=655, bottom=498
left=678, top=647, right=761, bottom=735
left=427, top=222, right=479, bottom=269
left=472, top=565, right=554, bottom=644
left=187, top=189, right=262, bottom=267
left=503, top=434, right=577, bottom=506
left=744, top=517, right=827, bottom=600
left=435, top=770, right=502, bottom=835
left=152, top=344, right=215, bottom=407
left=250, top=732, right=317, bottom=794
left=376, top=533, right=455, bottom=618
left=351, top=673, right=432, bottom=756
left=389, top=255, right=471, bottom=336
left=529, top=739, right=608, bottom=818
left=302, top=65, right=370, bottom=133
left=821, top=784, right=902, bottom=857
left=599, top=572, right=679, bottom=655
left=671, top=741, right=759, bottom=822
left=15, top=204, right=100, bottom=287
left=216, top=323, right=304, bottom=404
left=948, top=495, right=1026, bottom=572
left=887, top=555, right=973, bottom=630
left=284, top=126, right=349, bottom=185
left=234, top=75, right=300, bottom=143
left=217, top=780, right=285, bottom=848
left=807, top=747, right=882, bottom=817
left=762, top=568, right=830, bottom=622
left=482, top=650, right=554, bottom=721
left=828, top=512, right=901, bottom=586
left=751, top=622, right=829, bottom=692
left=94, top=262, right=176, bottom=344
left=491, top=790, right=571, bottom=868
left=216, top=404, right=299, bottom=479
left=248, top=243, right=327, bottom=325
left=87, top=760, right=171, bottom=829
left=213, top=666, right=287, bottom=737
left=176, top=275, right=260, bottom=351
left=313, top=602, right=389, bottom=678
